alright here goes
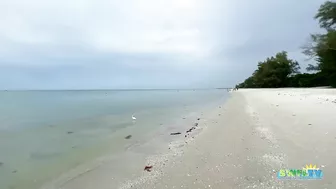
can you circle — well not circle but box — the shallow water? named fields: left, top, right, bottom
left=0, top=89, right=228, bottom=189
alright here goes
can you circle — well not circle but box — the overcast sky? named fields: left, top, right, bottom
left=0, top=0, right=326, bottom=89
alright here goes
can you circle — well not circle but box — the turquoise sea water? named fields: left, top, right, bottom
left=0, top=89, right=228, bottom=189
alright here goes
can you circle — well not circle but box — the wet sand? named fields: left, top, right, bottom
left=45, top=89, right=336, bottom=189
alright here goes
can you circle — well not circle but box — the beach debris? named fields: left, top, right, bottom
left=194, top=123, right=199, bottom=127
left=67, top=131, right=74, bottom=134
left=12, top=170, right=17, bottom=173
left=292, top=114, right=296, bottom=116
left=170, top=132, right=181, bottom=135
left=218, top=113, right=221, bottom=116
left=186, top=127, right=196, bottom=133
left=308, top=124, right=312, bottom=125
left=182, top=117, right=186, bottom=119
left=132, top=115, right=136, bottom=120
left=197, top=118, right=200, bottom=120
left=0, top=162, right=3, bottom=167
left=144, top=165, right=153, bottom=172
left=219, top=106, right=222, bottom=108
left=125, top=135, right=132, bottom=139
left=321, top=165, right=325, bottom=168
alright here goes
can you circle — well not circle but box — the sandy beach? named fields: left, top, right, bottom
left=46, top=88, right=336, bottom=189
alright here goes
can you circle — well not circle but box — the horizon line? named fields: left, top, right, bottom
left=0, top=88, right=233, bottom=91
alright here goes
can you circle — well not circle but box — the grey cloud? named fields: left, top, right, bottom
left=0, top=0, right=326, bottom=89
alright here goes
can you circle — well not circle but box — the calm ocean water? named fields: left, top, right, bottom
left=0, top=89, right=228, bottom=189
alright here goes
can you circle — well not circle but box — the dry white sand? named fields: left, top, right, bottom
left=45, top=88, right=336, bottom=189
left=142, top=88, right=336, bottom=189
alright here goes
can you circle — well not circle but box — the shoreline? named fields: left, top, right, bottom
left=142, top=88, right=336, bottom=189
left=39, top=93, right=228, bottom=189
left=0, top=90, right=228, bottom=189
left=44, top=88, right=336, bottom=189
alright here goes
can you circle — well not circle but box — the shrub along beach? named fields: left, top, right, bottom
left=3, top=2, right=336, bottom=189
left=237, top=1, right=336, bottom=88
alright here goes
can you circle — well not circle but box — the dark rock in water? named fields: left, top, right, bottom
left=144, top=165, right=153, bottom=172
left=170, top=132, right=181, bottom=135
left=12, top=170, right=17, bottom=173
left=194, top=123, right=199, bottom=127
left=197, top=118, right=200, bottom=120
left=218, top=114, right=221, bottom=116
left=0, top=162, right=3, bottom=167
left=185, top=135, right=187, bottom=137
left=125, top=135, right=132, bottom=139
left=182, top=117, right=186, bottom=119
left=67, top=131, right=74, bottom=134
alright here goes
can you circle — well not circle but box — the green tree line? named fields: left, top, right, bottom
left=237, top=1, right=336, bottom=88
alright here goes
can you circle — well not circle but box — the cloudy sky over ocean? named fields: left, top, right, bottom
left=0, top=0, right=325, bottom=89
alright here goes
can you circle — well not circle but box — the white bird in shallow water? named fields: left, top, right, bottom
left=132, top=115, right=137, bottom=120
